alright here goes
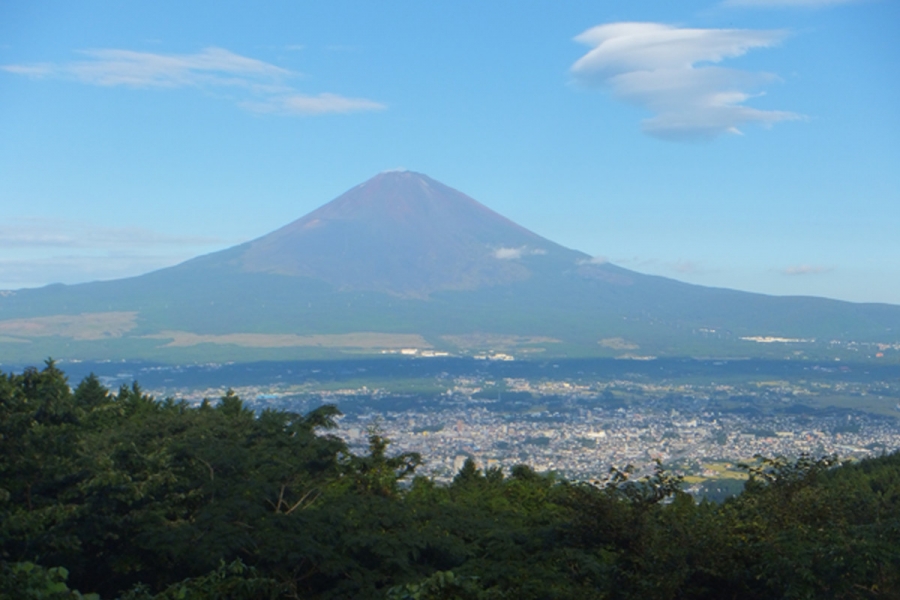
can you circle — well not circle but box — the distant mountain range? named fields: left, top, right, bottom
left=1, top=171, right=898, bottom=364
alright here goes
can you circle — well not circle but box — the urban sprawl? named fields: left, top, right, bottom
left=144, top=367, right=900, bottom=495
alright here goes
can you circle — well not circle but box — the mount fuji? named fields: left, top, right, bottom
left=1, top=171, right=897, bottom=363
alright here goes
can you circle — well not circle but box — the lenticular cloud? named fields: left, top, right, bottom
left=571, top=22, right=802, bottom=140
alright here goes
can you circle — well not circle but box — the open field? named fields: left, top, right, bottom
left=144, top=330, right=433, bottom=349
left=703, top=462, right=751, bottom=480
left=804, top=393, right=900, bottom=418
left=0, top=312, right=138, bottom=340
left=441, top=333, right=561, bottom=350
left=598, top=337, right=640, bottom=351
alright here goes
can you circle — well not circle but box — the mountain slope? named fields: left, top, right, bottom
left=181, top=170, right=587, bottom=297
left=0, top=171, right=898, bottom=363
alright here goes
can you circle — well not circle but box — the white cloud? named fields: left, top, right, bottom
left=0, top=253, right=196, bottom=290
left=781, top=264, right=833, bottom=275
left=493, top=246, right=548, bottom=260
left=724, top=0, right=862, bottom=7
left=241, top=93, right=385, bottom=115
left=0, top=63, right=54, bottom=77
left=571, top=22, right=803, bottom=140
left=494, top=247, right=525, bottom=260
left=614, top=256, right=715, bottom=275
left=0, top=219, right=239, bottom=289
left=2, top=47, right=384, bottom=116
left=66, top=47, right=290, bottom=89
left=0, top=218, right=230, bottom=250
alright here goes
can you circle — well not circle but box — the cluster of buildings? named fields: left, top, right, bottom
left=338, top=400, right=900, bottom=485
left=145, top=367, right=900, bottom=489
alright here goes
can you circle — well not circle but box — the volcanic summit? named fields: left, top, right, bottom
left=191, top=170, right=587, bottom=297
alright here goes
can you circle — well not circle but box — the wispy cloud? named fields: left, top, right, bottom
left=781, top=264, right=833, bottom=276
left=0, top=218, right=233, bottom=250
left=494, top=247, right=524, bottom=260
left=0, top=219, right=238, bottom=289
left=1, top=46, right=384, bottom=116
left=0, top=253, right=197, bottom=290
left=615, top=256, right=715, bottom=275
left=571, top=22, right=803, bottom=140
left=671, top=260, right=705, bottom=274
left=724, top=0, right=863, bottom=7
left=241, top=93, right=385, bottom=116
left=72, top=47, right=287, bottom=89
left=493, top=246, right=548, bottom=260
left=1, top=64, right=55, bottom=77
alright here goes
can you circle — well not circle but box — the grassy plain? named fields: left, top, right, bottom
left=145, top=330, right=432, bottom=349
left=0, top=311, right=137, bottom=340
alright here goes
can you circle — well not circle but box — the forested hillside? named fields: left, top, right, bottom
left=2, top=363, right=900, bottom=599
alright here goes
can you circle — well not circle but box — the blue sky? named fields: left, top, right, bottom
left=1, top=0, right=898, bottom=303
